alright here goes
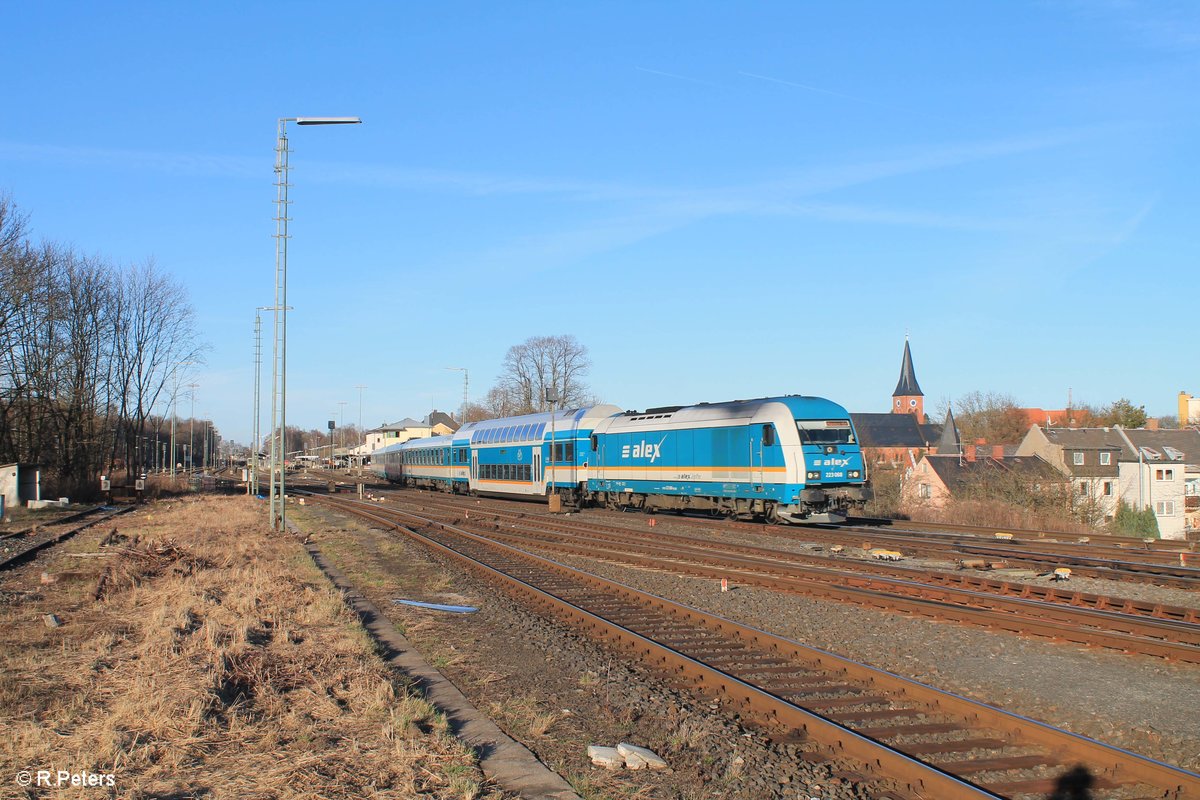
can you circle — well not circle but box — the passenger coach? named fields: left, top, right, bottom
left=369, top=405, right=622, bottom=498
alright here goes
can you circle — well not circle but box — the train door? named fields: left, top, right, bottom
left=750, top=425, right=765, bottom=489
left=470, top=450, right=478, bottom=491
left=532, top=449, right=543, bottom=494
left=576, top=433, right=587, bottom=485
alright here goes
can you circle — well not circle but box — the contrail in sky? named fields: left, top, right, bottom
left=636, top=67, right=720, bottom=87
left=739, top=71, right=867, bottom=102
left=739, top=70, right=950, bottom=122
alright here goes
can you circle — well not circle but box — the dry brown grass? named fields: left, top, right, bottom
left=904, top=498, right=1096, bottom=535
left=0, top=496, right=497, bottom=799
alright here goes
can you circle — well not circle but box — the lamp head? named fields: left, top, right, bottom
left=294, top=117, right=362, bottom=125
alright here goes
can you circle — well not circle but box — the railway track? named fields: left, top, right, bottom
left=344, top=484, right=1200, bottom=586
left=850, top=516, right=1198, bottom=554
left=303, top=491, right=1200, bottom=800
left=0, top=505, right=134, bottom=571
left=714, top=518, right=1200, bottom=589
left=383, top=494, right=1200, bottom=663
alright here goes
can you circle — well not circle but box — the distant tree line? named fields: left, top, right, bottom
left=0, top=194, right=205, bottom=497
left=937, top=391, right=1159, bottom=446
left=270, top=423, right=365, bottom=458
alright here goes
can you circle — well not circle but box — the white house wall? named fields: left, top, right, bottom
left=1118, top=461, right=1187, bottom=540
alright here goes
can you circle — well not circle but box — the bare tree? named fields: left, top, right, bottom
left=110, top=261, right=204, bottom=477
left=951, top=391, right=1028, bottom=445
left=0, top=193, right=206, bottom=495
left=490, top=335, right=594, bottom=415
left=51, top=252, right=115, bottom=493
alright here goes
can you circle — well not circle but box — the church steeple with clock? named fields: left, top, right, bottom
left=892, top=337, right=925, bottom=424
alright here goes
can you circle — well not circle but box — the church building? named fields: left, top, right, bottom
left=851, top=339, right=942, bottom=466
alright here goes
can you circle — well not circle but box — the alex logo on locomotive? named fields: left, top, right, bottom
left=620, top=436, right=668, bottom=463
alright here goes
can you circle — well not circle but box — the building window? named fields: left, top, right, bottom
left=1155, top=501, right=1175, bottom=516
left=919, top=483, right=931, bottom=499
left=1079, top=482, right=1089, bottom=496
left=1155, top=469, right=1174, bottom=481
left=1072, top=451, right=1084, bottom=466
left=1103, top=481, right=1113, bottom=496
left=1099, top=452, right=1111, bottom=466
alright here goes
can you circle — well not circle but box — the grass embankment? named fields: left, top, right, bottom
left=0, top=496, right=495, bottom=799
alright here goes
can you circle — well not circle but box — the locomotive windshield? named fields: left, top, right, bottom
left=795, top=420, right=856, bottom=445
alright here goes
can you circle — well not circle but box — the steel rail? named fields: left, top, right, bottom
left=389, top=493, right=1200, bottom=646
left=764, top=526, right=1200, bottom=588
left=305, top=492, right=1200, bottom=799
left=460, top=522, right=1200, bottom=661
left=0, top=506, right=134, bottom=571
left=386, top=489, right=1200, bottom=587
left=849, top=516, right=1199, bottom=553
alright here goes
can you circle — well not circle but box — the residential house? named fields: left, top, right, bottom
left=424, top=410, right=461, bottom=435
left=1018, top=426, right=1200, bottom=539
left=1018, top=408, right=1071, bottom=428
left=1111, top=428, right=1200, bottom=540
left=1015, top=427, right=1124, bottom=522
left=900, top=450, right=1060, bottom=512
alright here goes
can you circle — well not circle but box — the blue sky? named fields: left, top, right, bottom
left=3, top=1, right=1197, bottom=444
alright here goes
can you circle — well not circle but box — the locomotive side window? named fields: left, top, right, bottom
left=763, top=424, right=776, bottom=447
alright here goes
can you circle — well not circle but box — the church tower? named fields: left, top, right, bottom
left=892, top=338, right=925, bottom=423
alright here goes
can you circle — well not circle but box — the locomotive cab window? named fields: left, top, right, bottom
left=796, top=420, right=855, bottom=445
left=762, top=424, right=776, bottom=447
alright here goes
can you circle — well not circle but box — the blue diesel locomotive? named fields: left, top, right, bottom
left=369, top=395, right=870, bottom=523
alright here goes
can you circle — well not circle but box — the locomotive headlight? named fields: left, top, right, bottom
left=848, top=470, right=861, bottom=479
left=806, top=471, right=820, bottom=480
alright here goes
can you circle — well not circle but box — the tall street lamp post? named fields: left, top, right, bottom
left=187, top=383, right=199, bottom=471
left=268, top=116, right=362, bottom=532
